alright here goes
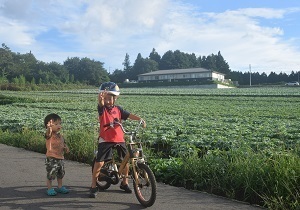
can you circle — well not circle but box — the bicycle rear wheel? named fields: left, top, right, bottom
left=133, top=163, right=157, bottom=207
left=92, top=158, right=111, bottom=190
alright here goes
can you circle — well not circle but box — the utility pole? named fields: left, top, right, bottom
left=249, top=64, right=252, bottom=86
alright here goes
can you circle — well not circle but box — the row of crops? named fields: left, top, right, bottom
left=0, top=86, right=299, bottom=209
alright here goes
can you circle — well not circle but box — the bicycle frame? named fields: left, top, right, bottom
left=118, top=141, right=145, bottom=183
left=108, top=120, right=146, bottom=181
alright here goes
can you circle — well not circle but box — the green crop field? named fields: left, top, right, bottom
left=1, top=87, right=299, bottom=152
left=0, top=87, right=299, bottom=209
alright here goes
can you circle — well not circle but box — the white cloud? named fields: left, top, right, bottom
left=0, top=17, right=34, bottom=46
left=0, top=0, right=300, bottom=74
left=151, top=6, right=300, bottom=73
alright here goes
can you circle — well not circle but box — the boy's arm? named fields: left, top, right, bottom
left=45, top=127, right=52, bottom=139
left=97, top=92, right=106, bottom=118
left=45, top=120, right=53, bottom=139
left=63, top=140, right=70, bottom=153
left=98, top=92, right=105, bottom=107
left=128, top=113, right=146, bottom=128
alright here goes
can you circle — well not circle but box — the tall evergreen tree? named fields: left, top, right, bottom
left=132, top=56, right=158, bottom=80
left=207, top=54, right=217, bottom=70
left=173, top=50, right=190, bottom=69
left=122, top=53, right=132, bottom=80
left=259, top=72, right=268, bottom=84
left=188, top=53, right=198, bottom=68
left=130, top=53, right=143, bottom=80
left=268, top=72, right=280, bottom=83
left=149, top=48, right=161, bottom=64
left=216, top=51, right=231, bottom=75
left=0, top=43, right=13, bottom=79
left=288, top=71, right=300, bottom=82
left=159, top=50, right=177, bottom=70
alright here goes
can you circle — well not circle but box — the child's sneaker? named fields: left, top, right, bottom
left=46, top=188, right=57, bottom=196
left=56, top=186, right=69, bottom=194
left=120, top=183, right=132, bottom=193
left=89, top=187, right=98, bottom=198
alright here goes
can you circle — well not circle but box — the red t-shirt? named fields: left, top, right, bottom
left=98, top=105, right=130, bottom=143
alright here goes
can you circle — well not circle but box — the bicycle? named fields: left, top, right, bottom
left=92, top=119, right=157, bottom=207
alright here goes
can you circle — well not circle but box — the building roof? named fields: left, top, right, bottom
left=138, top=68, right=224, bottom=76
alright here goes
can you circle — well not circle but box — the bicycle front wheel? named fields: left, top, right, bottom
left=133, top=163, right=157, bottom=207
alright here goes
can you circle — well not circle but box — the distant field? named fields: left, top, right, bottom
left=1, top=87, right=299, bottom=153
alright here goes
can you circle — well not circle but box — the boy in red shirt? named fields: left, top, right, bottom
left=90, top=82, right=146, bottom=198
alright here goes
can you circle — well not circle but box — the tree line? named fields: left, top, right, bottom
left=0, top=43, right=109, bottom=87
left=0, top=43, right=299, bottom=88
left=115, top=49, right=299, bottom=85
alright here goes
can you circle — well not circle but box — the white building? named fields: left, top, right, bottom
left=138, top=68, right=225, bottom=83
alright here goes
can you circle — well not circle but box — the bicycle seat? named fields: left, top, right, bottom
left=112, top=144, right=122, bottom=148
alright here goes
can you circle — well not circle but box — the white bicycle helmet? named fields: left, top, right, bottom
left=99, top=82, right=120, bottom=96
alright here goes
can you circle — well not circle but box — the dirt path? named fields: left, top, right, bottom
left=0, top=144, right=263, bottom=210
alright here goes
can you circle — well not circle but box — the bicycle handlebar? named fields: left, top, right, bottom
left=111, top=118, right=144, bottom=136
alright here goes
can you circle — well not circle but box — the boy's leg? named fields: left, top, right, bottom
left=46, top=157, right=57, bottom=190
left=57, top=178, right=63, bottom=188
left=91, top=161, right=104, bottom=188
left=90, top=142, right=114, bottom=197
left=56, top=159, right=65, bottom=189
left=118, top=144, right=132, bottom=193
left=120, top=164, right=132, bottom=193
left=47, top=179, right=52, bottom=190
left=90, top=161, right=104, bottom=198
left=121, top=163, right=130, bottom=185
left=46, top=179, right=57, bottom=196
left=45, top=157, right=58, bottom=195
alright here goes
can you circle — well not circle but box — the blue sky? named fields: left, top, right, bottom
left=1, top=0, right=300, bottom=74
